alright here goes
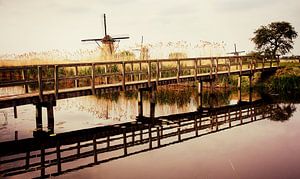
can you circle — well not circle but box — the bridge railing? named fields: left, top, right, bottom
left=0, top=55, right=279, bottom=98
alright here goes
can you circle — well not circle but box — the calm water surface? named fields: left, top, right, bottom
left=0, top=87, right=300, bottom=179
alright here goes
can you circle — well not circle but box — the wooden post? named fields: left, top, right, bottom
left=148, top=125, right=152, bottom=149
left=25, top=151, right=30, bottom=169
left=56, top=143, right=61, bottom=173
left=54, top=65, right=59, bottom=99
left=210, top=59, right=213, bottom=79
left=159, top=61, right=162, bottom=78
left=215, top=58, right=218, bottom=79
left=238, top=88, right=242, bottom=102
left=22, top=69, right=29, bottom=93
left=270, top=58, right=273, bottom=67
left=262, top=58, right=265, bottom=70
left=15, top=131, right=18, bottom=140
left=40, top=145, right=45, bottom=177
left=277, top=55, right=280, bottom=67
left=122, top=126, right=127, bottom=155
left=157, top=126, right=161, bottom=147
left=139, top=62, right=142, bottom=81
left=228, top=109, right=231, bottom=127
left=194, top=118, right=198, bottom=136
left=75, top=66, right=79, bottom=87
left=228, top=58, right=231, bottom=75
left=93, top=136, right=97, bottom=163
left=194, top=59, right=198, bottom=81
left=177, top=121, right=181, bottom=142
left=91, top=63, right=96, bottom=95
left=13, top=105, right=17, bottom=118
left=249, top=75, right=253, bottom=92
left=36, top=104, right=42, bottom=130
left=47, top=103, right=54, bottom=133
left=130, top=62, right=134, bottom=81
left=238, top=76, right=242, bottom=89
left=177, top=59, right=180, bottom=83
left=239, top=57, right=243, bottom=75
left=147, top=61, right=151, bottom=87
left=104, top=64, right=108, bottom=84
left=198, top=93, right=203, bottom=110
left=37, top=66, right=43, bottom=102
left=138, top=89, right=143, bottom=117
left=150, top=90, right=156, bottom=119
left=77, top=142, right=80, bottom=157
left=198, top=81, right=203, bottom=94
left=121, top=62, right=126, bottom=91
left=156, top=60, right=160, bottom=86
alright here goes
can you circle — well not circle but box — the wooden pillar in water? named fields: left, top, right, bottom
left=138, top=62, right=142, bottom=81
left=150, top=89, right=156, bottom=119
left=238, top=88, right=242, bottom=102
left=177, top=121, right=181, bottom=142
left=36, top=104, right=42, bottom=130
left=138, top=89, right=143, bottom=117
left=237, top=75, right=242, bottom=89
left=198, top=81, right=203, bottom=110
left=47, top=103, right=54, bottom=133
left=156, top=126, right=161, bottom=147
left=148, top=125, right=152, bottom=149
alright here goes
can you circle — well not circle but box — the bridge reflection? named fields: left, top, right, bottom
left=0, top=95, right=287, bottom=178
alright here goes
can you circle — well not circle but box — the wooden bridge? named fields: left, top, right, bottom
left=0, top=98, right=279, bottom=178
left=0, top=55, right=279, bottom=109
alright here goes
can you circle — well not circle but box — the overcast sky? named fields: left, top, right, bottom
left=0, top=0, right=299, bottom=56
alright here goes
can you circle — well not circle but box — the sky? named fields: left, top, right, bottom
left=0, top=0, right=299, bottom=58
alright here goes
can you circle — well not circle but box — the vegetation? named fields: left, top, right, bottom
left=251, top=21, right=298, bottom=58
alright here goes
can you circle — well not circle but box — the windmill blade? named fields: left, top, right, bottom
left=81, top=38, right=103, bottom=42
left=112, top=36, right=130, bottom=40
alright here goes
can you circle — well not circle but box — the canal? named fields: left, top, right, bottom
left=0, top=86, right=300, bottom=178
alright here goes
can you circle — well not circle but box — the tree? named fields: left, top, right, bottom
left=251, top=22, right=298, bottom=58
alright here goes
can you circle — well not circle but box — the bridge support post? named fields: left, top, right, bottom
left=238, top=88, right=242, bottom=103
left=238, top=75, right=242, bottom=89
left=138, top=89, right=143, bottom=117
left=198, top=81, right=203, bottom=94
left=47, top=103, right=55, bottom=133
left=35, top=104, right=43, bottom=131
left=91, top=63, right=96, bottom=95
left=150, top=88, right=156, bottom=119
left=249, top=75, right=253, bottom=92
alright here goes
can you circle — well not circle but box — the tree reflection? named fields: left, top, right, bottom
left=270, top=103, right=296, bottom=122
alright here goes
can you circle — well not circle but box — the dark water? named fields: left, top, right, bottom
left=0, top=86, right=300, bottom=179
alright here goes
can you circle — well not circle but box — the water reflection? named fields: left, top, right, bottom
left=0, top=88, right=298, bottom=178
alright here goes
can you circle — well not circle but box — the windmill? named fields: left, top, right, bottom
left=227, top=44, right=245, bottom=56
left=81, top=14, right=129, bottom=57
